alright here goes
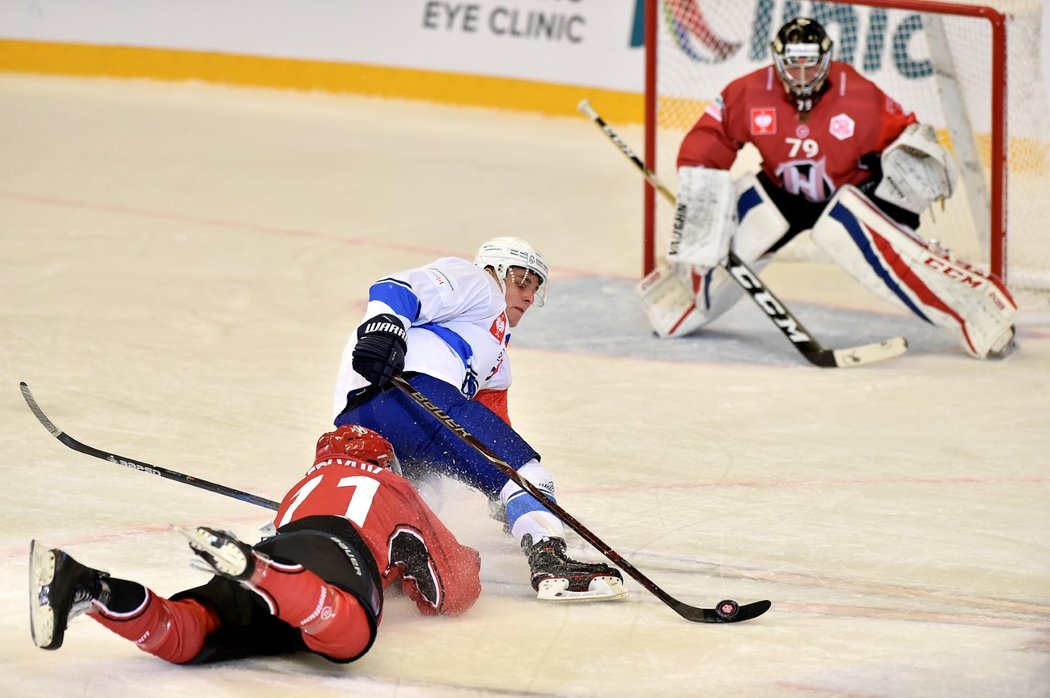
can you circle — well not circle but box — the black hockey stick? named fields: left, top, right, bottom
left=392, top=375, right=770, bottom=624
left=20, top=382, right=280, bottom=511
left=577, top=98, right=908, bottom=368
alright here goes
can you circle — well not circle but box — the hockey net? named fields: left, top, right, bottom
left=644, top=0, right=1050, bottom=311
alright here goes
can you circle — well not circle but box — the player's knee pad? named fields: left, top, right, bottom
left=732, top=172, right=790, bottom=263
left=264, top=517, right=383, bottom=658
left=812, top=185, right=1017, bottom=358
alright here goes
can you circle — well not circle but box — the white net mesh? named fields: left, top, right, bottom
left=648, top=0, right=1050, bottom=310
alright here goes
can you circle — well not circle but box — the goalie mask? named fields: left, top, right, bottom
left=771, top=17, right=833, bottom=112
left=315, top=425, right=401, bottom=475
left=474, top=236, right=549, bottom=306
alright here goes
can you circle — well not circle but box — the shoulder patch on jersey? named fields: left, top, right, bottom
left=489, top=312, right=508, bottom=342
left=750, top=108, right=776, bottom=136
left=829, top=113, right=855, bottom=141
left=704, top=96, right=724, bottom=122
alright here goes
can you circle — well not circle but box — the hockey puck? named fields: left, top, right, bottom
left=714, top=599, right=739, bottom=621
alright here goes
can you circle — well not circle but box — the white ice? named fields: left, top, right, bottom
left=2, top=74, right=1048, bottom=697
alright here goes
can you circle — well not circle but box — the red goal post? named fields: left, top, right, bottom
left=643, top=0, right=1049, bottom=303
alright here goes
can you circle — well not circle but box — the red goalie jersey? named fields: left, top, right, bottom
left=677, top=61, right=917, bottom=203
left=274, top=457, right=481, bottom=617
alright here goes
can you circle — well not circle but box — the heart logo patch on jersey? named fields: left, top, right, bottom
left=750, top=108, right=776, bottom=136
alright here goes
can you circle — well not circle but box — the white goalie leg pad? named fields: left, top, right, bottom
left=731, top=172, right=791, bottom=263
left=635, top=259, right=775, bottom=339
left=635, top=263, right=708, bottom=338
left=812, top=186, right=1017, bottom=358
left=639, top=174, right=788, bottom=339
left=667, top=174, right=785, bottom=328
left=667, top=166, right=735, bottom=268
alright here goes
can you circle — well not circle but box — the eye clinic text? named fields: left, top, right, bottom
left=423, top=2, right=586, bottom=43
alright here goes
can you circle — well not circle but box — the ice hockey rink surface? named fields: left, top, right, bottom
left=2, top=74, right=1048, bottom=697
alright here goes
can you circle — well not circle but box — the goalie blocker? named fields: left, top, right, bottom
left=812, top=185, right=1017, bottom=359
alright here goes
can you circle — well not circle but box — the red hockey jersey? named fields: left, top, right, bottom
left=274, top=459, right=481, bottom=616
left=677, top=61, right=916, bottom=203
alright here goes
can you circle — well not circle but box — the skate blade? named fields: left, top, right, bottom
left=172, top=525, right=250, bottom=578
left=28, top=540, right=57, bottom=649
left=536, top=576, right=629, bottom=602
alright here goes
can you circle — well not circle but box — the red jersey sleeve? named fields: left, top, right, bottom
left=677, top=94, right=741, bottom=170
left=874, top=92, right=918, bottom=153
left=677, top=67, right=774, bottom=170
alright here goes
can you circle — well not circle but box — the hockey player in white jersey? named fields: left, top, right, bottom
left=333, top=236, right=626, bottom=602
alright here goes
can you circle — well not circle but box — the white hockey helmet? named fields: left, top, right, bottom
left=474, top=236, right=549, bottom=307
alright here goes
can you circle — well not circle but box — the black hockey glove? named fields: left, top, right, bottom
left=351, top=313, right=408, bottom=387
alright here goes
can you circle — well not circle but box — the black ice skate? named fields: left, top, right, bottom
left=174, top=525, right=259, bottom=581
left=522, top=535, right=628, bottom=602
left=29, top=540, right=111, bottom=650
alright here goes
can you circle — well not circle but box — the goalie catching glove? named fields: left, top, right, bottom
left=352, top=313, right=407, bottom=387
left=875, top=123, right=958, bottom=215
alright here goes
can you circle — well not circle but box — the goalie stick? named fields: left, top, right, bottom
left=391, top=375, right=771, bottom=624
left=20, top=382, right=280, bottom=511
left=577, top=98, right=908, bottom=368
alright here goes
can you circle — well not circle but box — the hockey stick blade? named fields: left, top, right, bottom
left=578, top=98, right=908, bottom=368
left=824, top=337, right=909, bottom=367
left=392, top=376, right=770, bottom=624
left=679, top=598, right=772, bottom=624
left=723, top=256, right=909, bottom=367
left=19, top=382, right=280, bottom=511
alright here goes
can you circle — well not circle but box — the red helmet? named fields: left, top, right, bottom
left=314, top=425, right=401, bottom=474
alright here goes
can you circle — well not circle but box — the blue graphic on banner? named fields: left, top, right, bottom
left=661, top=0, right=933, bottom=79
left=631, top=0, right=645, bottom=47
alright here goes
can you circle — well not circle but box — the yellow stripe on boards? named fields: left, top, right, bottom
left=0, top=39, right=644, bottom=124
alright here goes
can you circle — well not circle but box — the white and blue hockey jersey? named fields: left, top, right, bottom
left=333, top=257, right=513, bottom=420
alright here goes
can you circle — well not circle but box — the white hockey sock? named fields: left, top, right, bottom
left=500, top=460, right=564, bottom=544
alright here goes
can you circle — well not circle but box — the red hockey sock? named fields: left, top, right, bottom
left=90, top=590, right=220, bottom=664
left=248, top=558, right=373, bottom=661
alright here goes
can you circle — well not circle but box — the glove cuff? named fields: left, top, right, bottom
left=357, top=313, right=407, bottom=347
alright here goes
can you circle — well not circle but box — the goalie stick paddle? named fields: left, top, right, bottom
left=392, top=376, right=770, bottom=624
left=576, top=98, right=908, bottom=368
left=20, top=382, right=280, bottom=511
